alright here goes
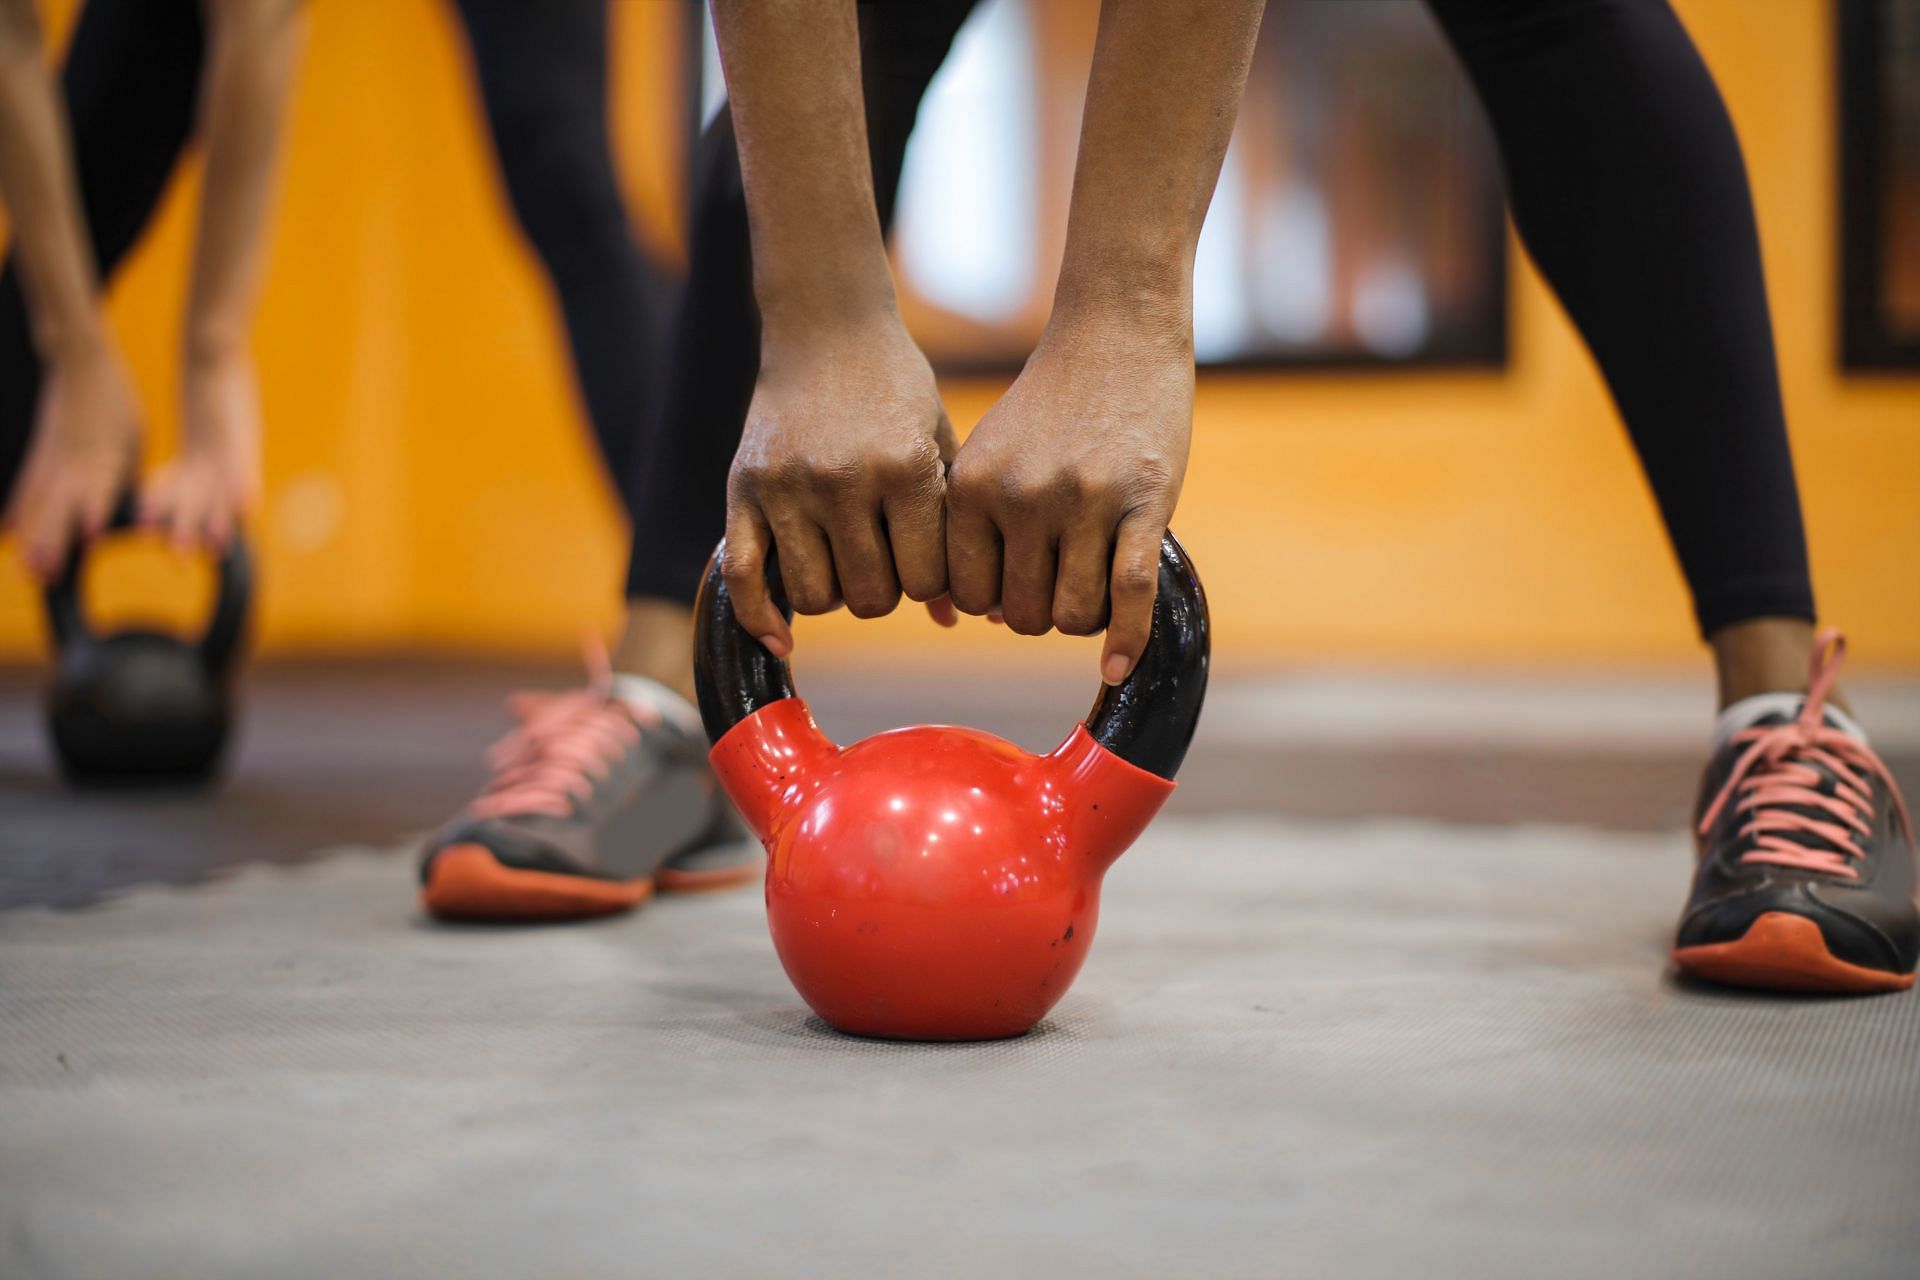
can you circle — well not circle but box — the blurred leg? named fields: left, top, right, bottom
left=1425, top=0, right=1815, bottom=699
left=0, top=0, right=203, bottom=506
left=453, top=0, right=669, bottom=517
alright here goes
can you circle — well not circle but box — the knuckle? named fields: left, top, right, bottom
left=1052, top=600, right=1106, bottom=637
left=843, top=585, right=901, bottom=619
left=787, top=584, right=835, bottom=615
left=1001, top=594, right=1053, bottom=636
left=897, top=569, right=948, bottom=604
left=996, top=472, right=1045, bottom=514
left=947, top=579, right=996, bottom=616
left=944, top=456, right=991, bottom=508
left=1114, top=561, right=1159, bottom=599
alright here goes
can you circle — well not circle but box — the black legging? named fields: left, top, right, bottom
left=0, top=0, right=663, bottom=524
left=625, top=0, right=1816, bottom=639
left=452, top=0, right=669, bottom=516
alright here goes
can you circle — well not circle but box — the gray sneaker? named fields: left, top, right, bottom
left=420, top=679, right=758, bottom=921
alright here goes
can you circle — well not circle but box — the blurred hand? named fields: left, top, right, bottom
left=723, top=314, right=957, bottom=655
left=946, top=315, right=1191, bottom=685
left=4, top=340, right=142, bottom=580
left=141, top=350, right=262, bottom=553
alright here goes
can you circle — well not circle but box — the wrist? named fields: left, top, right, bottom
left=758, top=285, right=908, bottom=358
left=35, top=312, right=114, bottom=368
left=1049, top=253, right=1193, bottom=355
left=756, top=263, right=900, bottom=347
left=183, top=328, right=246, bottom=373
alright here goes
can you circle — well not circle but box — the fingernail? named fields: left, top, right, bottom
left=757, top=633, right=790, bottom=658
left=1102, top=653, right=1132, bottom=686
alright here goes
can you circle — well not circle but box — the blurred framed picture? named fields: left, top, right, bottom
left=1839, top=0, right=1920, bottom=370
left=694, top=0, right=1509, bottom=373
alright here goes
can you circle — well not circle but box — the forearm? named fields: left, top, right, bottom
left=0, top=0, right=108, bottom=361
left=181, top=0, right=304, bottom=369
left=1052, top=0, right=1265, bottom=338
left=708, top=0, right=895, bottom=340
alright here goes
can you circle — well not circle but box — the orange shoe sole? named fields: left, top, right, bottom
left=1673, top=911, right=1915, bottom=994
left=421, top=844, right=654, bottom=922
left=657, top=853, right=764, bottom=896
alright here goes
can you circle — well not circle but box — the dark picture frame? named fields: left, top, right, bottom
left=1838, top=0, right=1920, bottom=371
left=686, top=0, right=1509, bottom=374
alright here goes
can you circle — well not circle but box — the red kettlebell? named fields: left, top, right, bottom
left=693, top=532, right=1209, bottom=1041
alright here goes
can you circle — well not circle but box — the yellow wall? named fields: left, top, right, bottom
left=2, top=0, right=1916, bottom=670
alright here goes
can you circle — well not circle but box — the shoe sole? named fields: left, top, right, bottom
left=1673, top=911, right=1916, bottom=994
left=421, top=844, right=655, bottom=922
left=657, top=854, right=764, bottom=895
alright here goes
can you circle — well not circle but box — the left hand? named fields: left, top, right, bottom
left=141, top=351, right=262, bottom=552
left=945, top=313, right=1193, bottom=685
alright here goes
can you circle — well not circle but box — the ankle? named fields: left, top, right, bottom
left=613, top=598, right=697, bottom=705
left=1709, top=616, right=1845, bottom=711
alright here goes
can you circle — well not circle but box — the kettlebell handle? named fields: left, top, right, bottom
left=693, top=530, right=1210, bottom=781
left=43, top=494, right=253, bottom=677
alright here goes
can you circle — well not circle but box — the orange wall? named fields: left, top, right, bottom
left=1, top=0, right=1916, bottom=670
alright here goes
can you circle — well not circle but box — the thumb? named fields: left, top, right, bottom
left=721, top=503, right=792, bottom=659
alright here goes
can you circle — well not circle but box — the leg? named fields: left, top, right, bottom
left=1424, top=0, right=1815, bottom=705
left=451, top=0, right=668, bottom=516
left=1427, top=0, right=1914, bottom=993
left=0, top=0, right=204, bottom=504
left=615, top=0, right=979, bottom=693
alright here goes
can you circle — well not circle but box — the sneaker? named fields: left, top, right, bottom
left=1673, top=629, right=1917, bottom=993
left=419, top=670, right=759, bottom=922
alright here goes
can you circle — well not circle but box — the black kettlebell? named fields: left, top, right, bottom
left=43, top=498, right=252, bottom=787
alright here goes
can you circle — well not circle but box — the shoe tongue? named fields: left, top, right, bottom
left=1713, top=691, right=1869, bottom=752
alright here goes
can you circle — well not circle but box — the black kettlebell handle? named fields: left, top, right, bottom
left=44, top=494, right=253, bottom=678
left=693, top=530, right=1210, bottom=781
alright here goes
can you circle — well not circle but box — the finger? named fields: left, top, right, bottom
left=923, top=593, right=958, bottom=628
left=767, top=511, right=839, bottom=616
left=78, top=480, right=114, bottom=544
left=825, top=507, right=900, bottom=619
left=1051, top=525, right=1112, bottom=637
left=720, top=505, right=792, bottom=657
left=205, top=496, right=234, bottom=552
left=1100, top=515, right=1164, bottom=686
left=881, top=485, right=947, bottom=605
left=943, top=500, right=1002, bottom=617
left=26, top=489, right=79, bottom=583
left=998, top=524, right=1058, bottom=637
left=167, top=486, right=202, bottom=555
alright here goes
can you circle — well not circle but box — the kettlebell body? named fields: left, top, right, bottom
left=43, top=501, right=251, bottom=788
left=696, top=532, right=1208, bottom=1041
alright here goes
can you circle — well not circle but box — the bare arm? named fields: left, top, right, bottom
left=0, top=0, right=102, bottom=361
left=145, top=0, right=306, bottom=551
left=0, top=0, right=141, bottom=575
left=948, top=0, right=1264, bottom=681
left=709, top=0, right=955, bottom=655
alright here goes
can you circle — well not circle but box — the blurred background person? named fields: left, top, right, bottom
left=0, top=0, right=305, bottom=573
left=417, top=0, right=762, bottom=919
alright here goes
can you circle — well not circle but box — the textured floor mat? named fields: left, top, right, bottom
left=2, top=817, right=1915, bottom=1279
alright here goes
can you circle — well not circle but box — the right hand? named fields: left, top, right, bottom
left=3, top=339, right=142, bottom=580
left=722, top=313, right=956, bottom=656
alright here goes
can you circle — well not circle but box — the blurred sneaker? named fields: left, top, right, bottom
left=420, top=667, right=758, bottom=922
left=1674, top=630, right=1916, bottom=993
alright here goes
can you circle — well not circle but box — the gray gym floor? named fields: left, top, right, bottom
left=3, top=662, right=1917, bottom=1279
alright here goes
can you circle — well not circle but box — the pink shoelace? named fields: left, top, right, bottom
left=466, top=639, right=659, bottom=821
left=1697, top=629, right=1912, bottom=880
